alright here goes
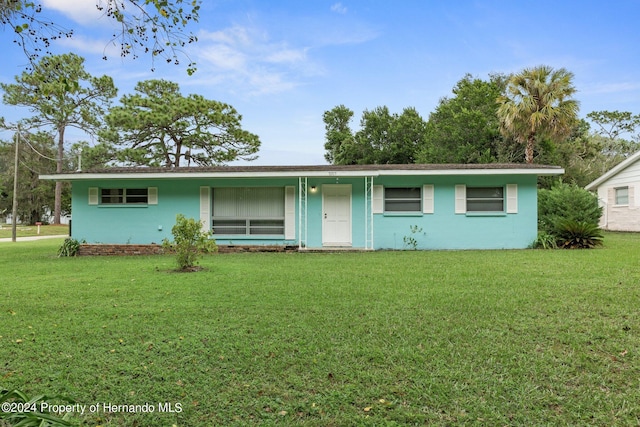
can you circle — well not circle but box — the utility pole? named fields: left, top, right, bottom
left=11, top=125, right=20, bottom=242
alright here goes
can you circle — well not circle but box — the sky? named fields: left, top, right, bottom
left=1, top=0, right=639, bottom=166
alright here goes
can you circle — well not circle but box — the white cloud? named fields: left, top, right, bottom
left=160, top=5, right=376, bottom=97
left=265, top=47, right=308, bottom=65
left=192, top=25, right=314, bottom=96
left=53, top=34, right=121, bottom=58
left=41, top=0, right=112, bottom=26
left=200, top=26, right=254, bottom=47
left=199, top=43, right=248, bottom=71
left=331, top=3, right=348, bottom=14
left=581, top=81, right=640, bottom=95
left=247, top=70, right=299, bottom=95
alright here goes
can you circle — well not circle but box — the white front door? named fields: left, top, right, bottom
left=322, top=184, right=352, bottom=247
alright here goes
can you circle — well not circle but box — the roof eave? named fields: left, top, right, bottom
left=377, top=168, right=564, bottom=177
left=585, top=150, right=640, bottom=191
left=40, top=167, right=564, bottom=181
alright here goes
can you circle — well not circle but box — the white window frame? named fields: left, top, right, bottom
left=383, top=187, right=422, bottom=213
left=466, top=186, right=504, bottom=213
left=615, top=186, right=629, bottom=205
left=372, top=185, right=434, bottom=214
left=211, top=187, right=287, bottom=236
left=90, top=187, right=154, bottom=205
left=455, top=184, right=518, bottom=214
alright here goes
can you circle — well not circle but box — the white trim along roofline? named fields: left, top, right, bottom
left=585, top=150, right=640, bottom=191
left=40, top=164, right=564, bottom=181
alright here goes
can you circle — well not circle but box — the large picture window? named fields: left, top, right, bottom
left=101, top=188, right=148, bottom=204
left=466, top=187, right=504, bottom=212
left=384, top=187, right=421, bottom=212
left=212, top=187, right=285, bottom=235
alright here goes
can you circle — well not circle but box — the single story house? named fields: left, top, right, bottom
left=586, top=150, right=640, bottom=232
left=41, top=163, right=563, bottom=250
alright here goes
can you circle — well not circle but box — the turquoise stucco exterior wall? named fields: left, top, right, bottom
left=72, top=179, right=201, bottom=244
left=70, top=174, right=539, bottom=249
left=71, top=178, right=300, bottom=244
left=372, top=175, right=538, bottom=250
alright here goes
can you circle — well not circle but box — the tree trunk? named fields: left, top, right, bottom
left=525, top=133, right=535, bottom=164
left=54, top=126, right=65, bottom=224
left=175, top=140, right=182, bottom=167
left=30, top=209, right=39, bottom=225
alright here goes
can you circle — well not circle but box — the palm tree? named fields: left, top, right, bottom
left=497, top=66, right=579, bottom=163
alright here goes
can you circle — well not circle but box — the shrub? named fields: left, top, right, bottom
left=554, top=219, right=604, bottom=249
left=538, top=182, right=602, bottom=235
left=0, top=389, right=75, bottom=426
left=402, top=225, right=424, bottom=250
left=57, top=238, right=82, bottom=257
left=162, top=214, right=217, bottom=271
left=531, top=231, right=558, bottom=249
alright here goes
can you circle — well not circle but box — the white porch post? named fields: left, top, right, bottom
left=365, top=176, right=374, bottom=250
left=298, top=177, right=308, bottom=249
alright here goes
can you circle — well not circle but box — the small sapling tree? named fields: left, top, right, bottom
left=163, top=214, right=217, bottom=271
left=403, top=225, right=424, bottom=250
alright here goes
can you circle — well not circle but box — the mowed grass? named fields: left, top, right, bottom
left=1, top=234, right=640, bottom=426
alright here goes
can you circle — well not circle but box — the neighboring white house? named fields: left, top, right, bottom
left=2, top=212, right=71, bottom=225
left=586, top=150, right=640, bottom=231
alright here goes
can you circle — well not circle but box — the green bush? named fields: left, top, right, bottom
left=57, top=238, right=82, bottom=257
left=162, top=214, right=217, bottom=271
left=0, top=389, right=75, bottom=426
left=530, top=231, right=558, bottom=249
left=538, top=182, right=602, bottom=235
left=554, top=219, right=604, bottom=249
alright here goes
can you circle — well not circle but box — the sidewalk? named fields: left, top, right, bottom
left=0, top=235, right=69, bottom=243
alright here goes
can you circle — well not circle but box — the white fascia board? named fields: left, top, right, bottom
left=40, top=167, right=564, bottom=181
left=376, top=168, right=564, bottom=176
left=39, top=170, right=383, bottom=181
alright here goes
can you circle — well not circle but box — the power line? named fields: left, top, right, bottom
left=18, top=158, right=51, bottom=176
left=21, top=135, right=58, bottom=162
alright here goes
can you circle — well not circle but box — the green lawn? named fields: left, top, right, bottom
left=1, top=234, right=640, bottom=426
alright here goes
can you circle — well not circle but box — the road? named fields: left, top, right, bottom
left=0, top=235, right=68, bottom=243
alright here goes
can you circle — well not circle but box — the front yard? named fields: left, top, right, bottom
left=1, top=233, right=639, bottom=425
